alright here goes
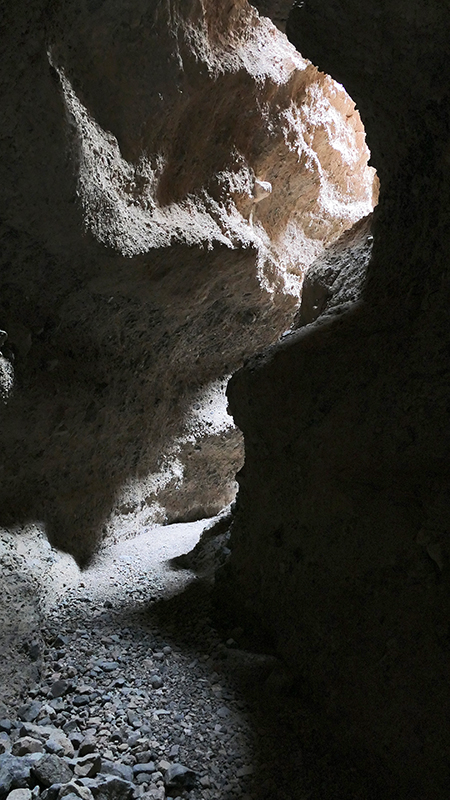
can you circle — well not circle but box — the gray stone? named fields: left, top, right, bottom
left=49, top=701, right=65, bottom=713
left=98, top=763, right=133, bottom=783
left=0, top=754, right=32, bottom=796
left=134, top=754, right=153, bottom=765
left=95, top=777, right=134, bottom=800
left=73, top=755, right=101, bottom=779
left=78, top=738, right=97, bottom=759
left=40, top=784, right=62, bottom=800
left=27, top=643, right=41, bottom=662
left=11, top=740, right=43, bottom=758
left=18, top=705, right=42, bottom=724
left=163, top=764, right=196, bottom=792
left=24, top=755, right=44, bottom=766
left=72, top=699, right=89, bottom=709
left=97, top=664, right=119, bottom=674
left=140, top=789, right=164, bottom=800
left=0, top=737, right=10, bottom=758
left=125, top=713, right=139, bottom=731
left=6, top=789, right=32, bottom=800
left=62, top=723, right=78, bottom=736
left=45, top=741, right=64, bottom=757
left=0, top=725, right=12, bottom=736
left=32, top=755, right=73, bottom=787
left=50, top=683, right=68, bottom=700
left=58, top=782, right=94, bottom=800
left=55, top=794, right=78, bottom=800
left=132, top=764, right=155, bottom=777
left=149, top=677, right=162, bottom=690
left=135, top=775, right=153, bottom=787
left=68, top=734, right=83, bottom=752
left=19, top=726, right=74, bottom=759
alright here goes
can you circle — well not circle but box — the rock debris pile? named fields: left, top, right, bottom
left=0, top=522, right=258, bottom=800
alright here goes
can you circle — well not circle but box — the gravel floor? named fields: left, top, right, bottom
left=0, top=522, right=383, bottom=800
left=0, top=522, right=291, bottom=800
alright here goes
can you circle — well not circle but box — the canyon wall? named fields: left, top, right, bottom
left=224, top=0, right=450, bottom=796
left=0, top=0, right=374, bottom=564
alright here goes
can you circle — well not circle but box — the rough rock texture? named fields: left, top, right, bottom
left=0, top=0, right=375, bottom=564
left=223, top=1, right=450, bottom=796
left=293, top=213, right=373, bottom=328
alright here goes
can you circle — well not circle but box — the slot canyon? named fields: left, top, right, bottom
left=0, top=0, right=448, bottom=798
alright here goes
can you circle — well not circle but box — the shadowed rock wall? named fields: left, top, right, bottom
left=224, top=1, right=450, bottom=796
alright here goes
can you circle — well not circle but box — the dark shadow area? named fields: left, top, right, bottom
left=157, top=582, right=388, bottom=799
left=106, top=574, right=388, bottom=800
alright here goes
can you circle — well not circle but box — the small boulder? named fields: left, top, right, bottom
left=73, top=755, right=101, bottom=779
left=132, top=765, right=155, bottom=777
left=77, top=738, right=97, bottom=760
left=0, top=754, right=32, bottom=797
left=11, top=740, right=43, bottom=758
left=97, top=663, right=119, bottom=674
left=17, top=705, right=41, bottom=724
left=39, top=783, right=62, bottom=800
left=50, top=683, right=68, bottom=700
left=98, top=763, right=133, bottom=783
left=163, top=764, right=196, bottom=793
left=71, top=699, right=88, bottom=709
left=6, top=789, right=32, bottom=800
left=19, top=726, right=73, bottom=759
left=58, top=782, right=94, bottom=800
left=95, top=776, right=134, bottom=800
left=33, top=755, right=73, bottom=787
left=45, top=741, right=64, bottom=758
left=140, top=789, right=164, bottom=800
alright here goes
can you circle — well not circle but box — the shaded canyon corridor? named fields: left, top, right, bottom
left=1, top=0, right=450, bottom=798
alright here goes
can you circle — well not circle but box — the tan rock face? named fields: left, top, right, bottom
left=52, top=0, right=375, bottom=278
left=0, top=0, right=374, bottom=562
left=223, top=1, right=450, bottom=797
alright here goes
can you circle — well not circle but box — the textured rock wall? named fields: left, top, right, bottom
left=224, top=1, right=450, bottom=796
left=0, top=0, right=375, bottom=563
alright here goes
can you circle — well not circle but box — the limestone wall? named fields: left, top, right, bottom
left=0, top=0, right=374, bottom=563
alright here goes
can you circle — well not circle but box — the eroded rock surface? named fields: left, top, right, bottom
left=0, top=0, right=375, bottom=563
